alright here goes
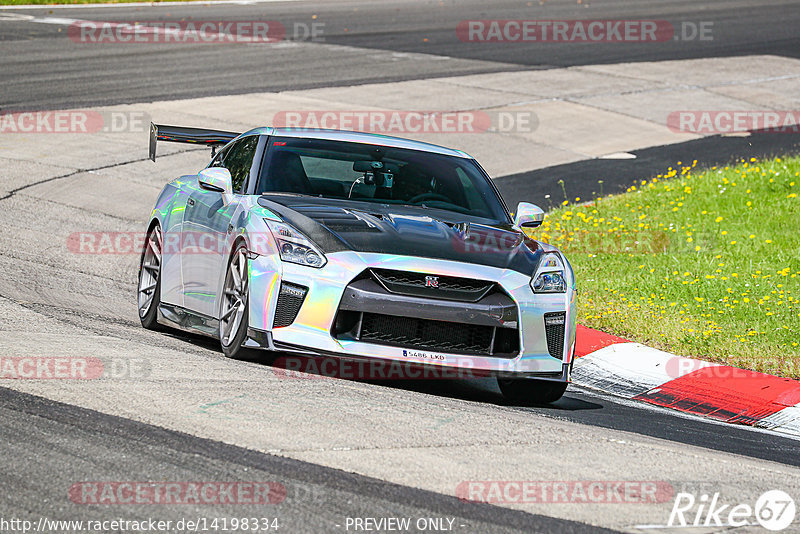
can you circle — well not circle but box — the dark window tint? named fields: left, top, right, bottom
left=256, top=137, right=508, bottom=223
left=211, top=136, right=258, bottom=193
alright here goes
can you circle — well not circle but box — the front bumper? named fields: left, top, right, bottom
left=246, top=251, right=577, bottom=381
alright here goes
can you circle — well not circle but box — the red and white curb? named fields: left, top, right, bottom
left=572, top=326, right=800, bottom=438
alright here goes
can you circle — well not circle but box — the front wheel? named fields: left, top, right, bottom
left=219, top=243, right=252, bottom=359
left=137, top=223, right=164, bottom=331
left=497, top=377, right=568, bottom=404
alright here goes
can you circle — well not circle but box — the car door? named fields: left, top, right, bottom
left=181, top=135, right=259, bottom=319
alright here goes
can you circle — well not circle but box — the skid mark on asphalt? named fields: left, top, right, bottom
left=0, top=147, right=201, bottom=202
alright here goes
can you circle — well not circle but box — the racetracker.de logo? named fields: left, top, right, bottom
left=273, top=110, right=537, bottom=134
left=68, top=231, right=280, bottom=256
left=457, top=481, right=674, bottom=504
left=457, top=20, right=677, bottom=42
left=0, top=357, right=103, bottom=379
left=68, top=20, right=287, bottom=43
left=0, top=110, right=148, bottom=134
left=667, top=111, right=800, bottom=134
left=69, top=482, right=287, bottom=505
left=0, top=357, right=150, bottom=380
left=272, top=356, right=492, bottom=380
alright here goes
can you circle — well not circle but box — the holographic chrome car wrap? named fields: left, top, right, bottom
left=142, top=127, right=577, bottom=383
left=250, top=251, right=576, bottom=379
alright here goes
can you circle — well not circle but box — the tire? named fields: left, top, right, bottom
left=497, top=377, right=568, bottom=404
left=219, top=243, right=253, bottom=359
left=137, top=223, right=164, bottom=331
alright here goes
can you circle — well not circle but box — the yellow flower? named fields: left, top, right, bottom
left=715, top=216, right=723, bottom=223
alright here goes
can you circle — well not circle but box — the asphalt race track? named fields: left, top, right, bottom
left=0, top=0, right=799, bottom=109
left=0, top=387, right=610, bottom=534
left=2, top=1, right=800, bottom=533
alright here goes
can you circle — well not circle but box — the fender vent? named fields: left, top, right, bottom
left=544, top=312, right=566, bottom=359
left=273, top=283, right=307, bottom=328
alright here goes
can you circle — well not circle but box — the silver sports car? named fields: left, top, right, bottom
left=139, top=123, right=577, bottom=403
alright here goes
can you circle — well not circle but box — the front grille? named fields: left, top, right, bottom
left=357, top=312, right=518, bottom=357
left=371, top=269, right=494, bottom=302
left=544, top=312, right=566, bottom=359
left=272, top=282, right=307, bottom=328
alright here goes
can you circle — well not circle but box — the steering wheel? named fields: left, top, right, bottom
left=408, top=192, right=452, bottom=204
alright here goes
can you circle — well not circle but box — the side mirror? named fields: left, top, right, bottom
left=514, top=202, right=545, bottom=229
left=198, top=167, right=233, bottom=195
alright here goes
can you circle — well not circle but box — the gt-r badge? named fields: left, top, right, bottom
left=425, top=275, right=439, bottom=288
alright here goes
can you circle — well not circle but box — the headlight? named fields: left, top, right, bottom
left=265, top=219, right=327, bottom=268
left=532, top=271, right=566, bottom=293
left=531, top=253, right=566, bottom=293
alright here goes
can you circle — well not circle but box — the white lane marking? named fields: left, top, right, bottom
left=599, top=151, right=637, bottom=159
left=0, top=13, right=34, bottom=20
left=0, top=0, right=301, bottom=10
left=244, top=39, right=454, bottom=61
left=26, top=16, right=82, bottom=25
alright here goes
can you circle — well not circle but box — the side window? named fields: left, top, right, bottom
left=209, top=147, right=227, bottom=168
left=210, top=136, right=259, bottom=193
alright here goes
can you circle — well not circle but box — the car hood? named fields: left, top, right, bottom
left=258, top=196, right=543, bottom=276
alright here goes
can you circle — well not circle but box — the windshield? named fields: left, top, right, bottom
left=256, top=136, right=510, bottom=223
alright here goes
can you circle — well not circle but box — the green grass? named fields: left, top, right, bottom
left=531, top=155, right=800, bottom=378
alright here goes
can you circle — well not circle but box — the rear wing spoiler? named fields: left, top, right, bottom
left=149, top=123, right=241, bottom=161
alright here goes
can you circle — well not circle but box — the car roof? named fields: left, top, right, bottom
left=240, top=127, right=473, bottom=159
